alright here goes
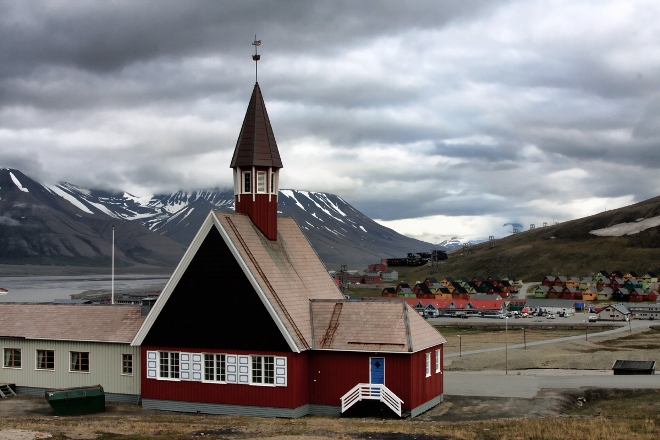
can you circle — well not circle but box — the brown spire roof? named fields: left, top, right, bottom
left=230, top=83, right=283, bottom=169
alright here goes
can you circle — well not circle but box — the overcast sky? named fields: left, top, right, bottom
left=2, top=0, right=659, bottom=243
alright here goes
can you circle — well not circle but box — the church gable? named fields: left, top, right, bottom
left=142, top=225, right=291, bottom=352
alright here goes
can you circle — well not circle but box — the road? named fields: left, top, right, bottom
left=443, top=319, right=658, bottom=397
left=443, top=318, right=646, bottom=359
left=445, top=371, right=660, bottom=398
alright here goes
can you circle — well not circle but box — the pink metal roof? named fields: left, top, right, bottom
left=311, top=299, right=445, bottom=353
left=0, top=304, right=144, bottom=343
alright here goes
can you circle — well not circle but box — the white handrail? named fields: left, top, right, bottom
left=340, top=383, right=403, bottom=417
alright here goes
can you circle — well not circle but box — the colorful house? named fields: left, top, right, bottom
left=131, top=81, right=445, bottom=418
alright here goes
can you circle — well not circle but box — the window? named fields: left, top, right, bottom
left=160, top=351, right=179, bottom=379
left=435, top=350, right=441, bottom=373
left=270, top=172, right=275, bottom=194
left=36, top=350, right=54, bottom=370
left=242, top=171, right=252, bottom=193
left=257, top=171, right=266, bottom=193
left=3, top=348, right=21, bottom=368
left=251, top=355, right=274, bottom=384
left=122, top=354, right=133, bottom=375
left=425, top=353, right=431, bottom=377
left=70, top=352, right=89, bottom=372
left=204, top=354, right=226, bottom=382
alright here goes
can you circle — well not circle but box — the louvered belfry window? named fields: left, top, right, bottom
left=243, top=171, right=252, bottom=193
left=257, top=171, right=266, bottom=193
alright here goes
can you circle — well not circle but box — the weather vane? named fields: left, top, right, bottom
left=252, top=36, right=261, bottom=83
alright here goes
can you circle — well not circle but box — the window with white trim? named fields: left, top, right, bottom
left=251, top=355, right=275, bottom=384
left=242, top=171, right=252, bottom=193
left=3, top=348, right=21, bottom=368
left=257, top=171, right=266, bottom=193
left=122, top=354, right=133, bottom=376
left=435, top=349, right=441, bottom=373
left=159, top=351, right=180, bottom=379
left=36, top=349, right=54, bottom=370
left=204, top=354, right=226, bottom=382
left=70, top=351, right=89, bottom=372
left=270, top=172, right=275, bottom=194
left=425, top=352, right=431, bottom=377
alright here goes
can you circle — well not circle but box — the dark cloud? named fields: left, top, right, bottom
left=1, top=0, right=660, bottom=241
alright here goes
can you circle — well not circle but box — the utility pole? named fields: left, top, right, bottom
left=505, top=317, right=509, bottom=375
left=111, top=225, right=115, bottom=305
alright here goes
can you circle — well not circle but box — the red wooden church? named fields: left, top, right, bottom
left=132, top=79, right=446, bottom=418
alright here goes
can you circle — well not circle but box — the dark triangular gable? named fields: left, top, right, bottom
left=142, top=226, right=291, bottom=351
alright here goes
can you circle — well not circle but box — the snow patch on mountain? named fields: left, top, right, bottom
left=300, top=191, right=346, bottom=224
left=10, top=172, right=29, bottom=192
left=590, top=216, right=660, bottom=237
left=281, top=190, right=306, bottom=211
left=47, top=185, right=94, bottom=214
left=123, top=192, right=153, bottom=206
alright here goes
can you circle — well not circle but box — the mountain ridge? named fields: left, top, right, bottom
left=0, top=168, right=437, bottom=272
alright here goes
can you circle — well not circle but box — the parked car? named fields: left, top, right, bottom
left=588, top=315, right=598, bottom=322
left=547, top=314, right=556, bottom=319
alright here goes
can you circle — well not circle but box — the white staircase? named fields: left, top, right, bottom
left=0, top=384, right=16, bottom=398
left=340, top=383, right=403, bottom=417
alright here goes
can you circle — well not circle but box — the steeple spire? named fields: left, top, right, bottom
left=252, top=36, right=261, bottom=83
left=230, top=41, right=281, bottom=240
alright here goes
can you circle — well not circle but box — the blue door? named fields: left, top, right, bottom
left=370, top=358, right=385, bottom=385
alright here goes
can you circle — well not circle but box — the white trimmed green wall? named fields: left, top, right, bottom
left=1, top=338, right=140, bottom=397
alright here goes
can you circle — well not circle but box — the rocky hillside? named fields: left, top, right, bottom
left=434, top=195, right=660, bottom=281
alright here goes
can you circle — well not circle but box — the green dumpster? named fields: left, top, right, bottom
left=45, top=384, right=105, bottom=416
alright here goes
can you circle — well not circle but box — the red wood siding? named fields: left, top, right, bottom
left=235, top=194, right=278, bottom=240
left=308, top=347, right=443, bottom=412
left=142, top=346, right=308, bottom=409
left=407, top=345, right=443, bottom=409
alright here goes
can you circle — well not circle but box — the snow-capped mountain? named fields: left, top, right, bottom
left=0, top=169, right=186, bottom=268
left=48, top=179, right=436, bottom=268
left=435, top=237, right=486, bottom=251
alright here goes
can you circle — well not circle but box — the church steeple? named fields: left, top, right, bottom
left=230, top=42, right=282, bottom=240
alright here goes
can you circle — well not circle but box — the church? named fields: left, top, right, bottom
left=131, top=55, right=446, bottom=418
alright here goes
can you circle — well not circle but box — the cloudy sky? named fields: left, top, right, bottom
left=2, top=1, right=660, bottom=243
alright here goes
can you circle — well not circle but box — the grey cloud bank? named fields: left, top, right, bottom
left=1, top=0, right=659, bottom=242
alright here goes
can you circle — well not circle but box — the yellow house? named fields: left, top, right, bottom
left=582, top=287, right=598, bottom=301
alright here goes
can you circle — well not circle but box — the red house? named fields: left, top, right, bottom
left=132, top=80, right=445, bottom=418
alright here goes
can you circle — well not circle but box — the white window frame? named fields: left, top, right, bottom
left=425, top=352, right=431, bottom=377
left=435, top=349, right=441, bottom=373
left=3, top=348, right=22, bottom=369
left=242, top=171, right=252, bottom=193
left=122, top=353, right=133, bottom=376
left=159, top=351, right=180, bottom=380
left=146, top=351, right=287, bottom=387
left=69, top=351, right=90, bottom=373
left=203, top=353, right=226, bottom=383
left=36, top=349, right=55, bottom=371
left=256, top=171, right=267, bottom=193
left=251, top=355, right=275, bottom=386
left=270, top=170, right=279, bottom=195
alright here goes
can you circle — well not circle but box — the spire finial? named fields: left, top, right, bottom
left=252, top=36, right=261, bottom=83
